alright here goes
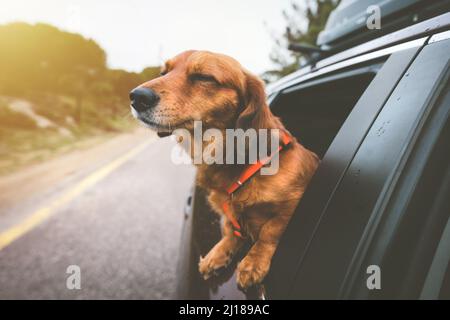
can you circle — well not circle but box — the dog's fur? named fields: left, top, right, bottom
left=133, top=50, right=319, bottom=289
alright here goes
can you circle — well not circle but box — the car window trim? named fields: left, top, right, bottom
left=281, top=63, right=383, bottom=95
left=265, top=45, right=424, bottom=299
left=268, top=37, right=427, bottom=94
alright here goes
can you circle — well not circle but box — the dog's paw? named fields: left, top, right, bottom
left=198, top=247, right=233, bottom=280
left=236, top=256, right=270, bottom=290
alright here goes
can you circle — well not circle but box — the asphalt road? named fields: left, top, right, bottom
left=0, top=130, right=196, bottom=299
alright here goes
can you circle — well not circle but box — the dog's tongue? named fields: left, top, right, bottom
left=157, top=131, right=172, bottom=138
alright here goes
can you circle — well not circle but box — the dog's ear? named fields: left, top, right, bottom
left=236, top=72, right=277, bottom=131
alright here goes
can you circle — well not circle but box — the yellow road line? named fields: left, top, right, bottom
left=0, top=140, right=152, bottom=251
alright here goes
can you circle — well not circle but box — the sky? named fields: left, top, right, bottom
left=0, top=0, right=299, bottom=74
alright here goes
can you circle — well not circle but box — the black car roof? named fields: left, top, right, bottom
left=317, top=0, right=425, bottom=47
left=267, top=12, right=450, bottom=94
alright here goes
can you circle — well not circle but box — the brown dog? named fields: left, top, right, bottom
left=130, top=50, right=319, bottom=289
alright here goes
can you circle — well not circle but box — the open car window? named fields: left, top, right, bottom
left=271, top=64, right=381, bottom=158
left=266, top=39, right=426, bottom=299
left=278, top=36, right=450, bottom=300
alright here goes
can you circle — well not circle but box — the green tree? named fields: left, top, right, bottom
left=0, top=21, right=163, bottom=170
left=264, top=0, right=339, bottom=81
left=0, top=23, right=107, bottom=95
left=0, top=22, right=161, bottom=122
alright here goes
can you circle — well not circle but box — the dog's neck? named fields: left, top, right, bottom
left=178, top=120, right=286, bottom=191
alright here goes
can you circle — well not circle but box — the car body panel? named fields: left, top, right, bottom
left=342, top=39, right=450, bottom=299
left=266, top=43, right=424, bottom=299
left=288, top=37, right=450, bottom=299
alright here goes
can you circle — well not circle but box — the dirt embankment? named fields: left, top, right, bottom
left=0, top=127, right=154, bottom=211
left=0, top=96, right=137, bottom=175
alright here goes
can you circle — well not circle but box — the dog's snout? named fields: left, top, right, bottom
left=129, top=87, right=159, bottom=112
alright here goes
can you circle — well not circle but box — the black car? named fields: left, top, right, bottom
left=176, top=0, right=450, bottom=299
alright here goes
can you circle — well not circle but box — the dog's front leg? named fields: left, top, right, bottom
left=199, top=218, right=244, bottom=280
left=236, top=214, right=290, bottom=289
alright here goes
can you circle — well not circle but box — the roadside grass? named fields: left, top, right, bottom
left=0, top=96, right=137, bottom=175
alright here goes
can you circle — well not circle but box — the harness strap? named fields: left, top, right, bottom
left=222, top=130, right=292, bottom=238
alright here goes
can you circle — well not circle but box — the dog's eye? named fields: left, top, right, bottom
left=190, top=73, right=218, bottom=84
left=160, top=70, right=168, bottom=76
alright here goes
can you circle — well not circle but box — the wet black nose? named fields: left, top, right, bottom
left=129, top=87, right=159, bottom=112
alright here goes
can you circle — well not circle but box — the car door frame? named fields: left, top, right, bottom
left=265, top=36, right=430, bottom=299
left=341, top=34, right=450, bottom=299
left=267, top=31, right=450, bottom=299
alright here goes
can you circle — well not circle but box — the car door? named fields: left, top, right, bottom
left=266, top=31, right=450, bottom=299
left=265, top=36, right=426, bottom=299
left=343, top=34, right=450, bottom=300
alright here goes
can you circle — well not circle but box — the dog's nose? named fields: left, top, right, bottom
left=129, top=87, right=159, bottom=112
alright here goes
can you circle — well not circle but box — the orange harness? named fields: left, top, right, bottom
left=222, top=131, right=292, bottom=238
